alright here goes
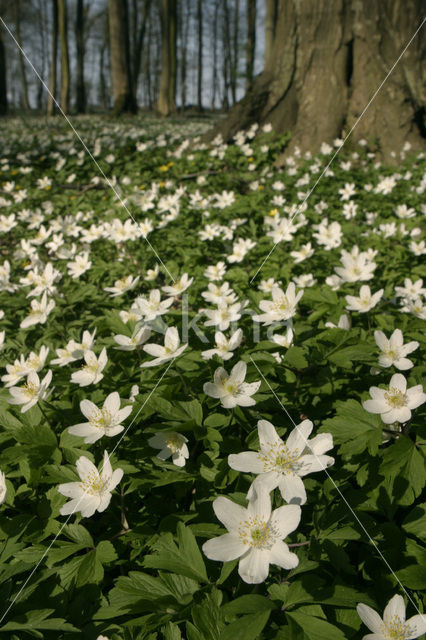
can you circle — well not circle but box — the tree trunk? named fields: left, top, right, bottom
left=37, top=0, right=48, bottom=110
left=0, top=24, right=7, bottom=116
left=58, top=0, right=70, bottom=113
left=246, top=0, right=256, bottom=91
left=231, top=0, right=239, bottom=104
left=132, top=0, right=151, bottom=100
left=158, top=0, right=177, bottom=116
left=208, top=0, right=426, bottom=163
left=197, top=0, right=203, bottom=111
left=47, top=0, right=58, bottom=115
left=108, top=0, right=136, bottom=115
left=221, top=0, right=231, bottom=110
left=211, top=0, right=219, bottom=110
left=15, top=0, right=30, bottom=110
left=264, top=0, right=277, bottom=69
left=75, top=0, right=86, bottom=112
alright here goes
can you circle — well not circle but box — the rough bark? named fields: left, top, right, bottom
left=0, top=24, right=7, bottom=115
left=75, top=0, right=85, bottom=113
left=207, top=0, right=425, bottom=163
left=15, top=0, right=30, bottom=110
left=264, top=0, right=278, bottom=69
left=47, top=0, right=58, bottom=115
left=108, top=0, right=136, bottom=115
left=158, top=0, right=177, bottom=116
left=58, top=0, right=70, bottom=113
left=246, top=0, right=256, bottom=91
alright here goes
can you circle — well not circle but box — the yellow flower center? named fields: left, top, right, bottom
left=165, top=434, right=183, bottom=453
left=258, top=442, right=301, bottom=474
left=238, top=516, right=277, bottom=549
left=90, top=408, right=111, bottom=430
left=80, top=471, right=104, bottom=495
left=381, top=615, right=413, bottom=640
left=384, top=388, right=406, bottom=408
left=23, top=380, right=38, bottom=397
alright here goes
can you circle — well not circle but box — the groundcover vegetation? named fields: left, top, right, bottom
left=0, top=115, right=424, bottom=639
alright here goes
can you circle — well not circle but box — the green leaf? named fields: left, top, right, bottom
left=219, top=611, right=271, bottom=640
left=402, top=503, right=426, bottom=541
left=284, top=346, right=308, bottom=369
left=286, top=612, right=347, bottom=640
left=164, top=621, right=182, bottom=640
left=221, top=595, right=276, bottom=618
left=319, top=399, right=382, bottom=455
left=144, top=526, right=209, bottom=583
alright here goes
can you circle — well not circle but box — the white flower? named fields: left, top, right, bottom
left=290, top=242, right=314, bottom=264
left=363, top=373, right=426, bottom=424
left=145, top=265, right=159, bottom=281
left=114, top=326, right=151, bottom=351
left=8, top=370, right=53, bottom=413
left=0, top=470, right=6, bottom=504
left=68, top=392, right=132, bottom=444
left=357, top=594, right=426, bottom=640
left=20, top=292, right=55, bottom=329
left=325, top=314, right=350, bottom=330
left=67, top=252, right=92, bottom=278
left=374, top=329, right=418, bottom=370
left=203, top=361, right=260, bottom=408
left=148, top=431, right=189, bottom=467
left=58, top=451, right=123, bottom=518
left=71, top=348, right=108, bottom=387
left=162, top=273, right=194, bottom=296
left=395, top=278, right=426, bottom=301
left=271, top=327, right=294, bottom=348
left=258, top=278, right=277, bottom=293
left=2, top=355, right=31, bottom=387
left=104, top=275, right=140, bottom=297
left=203, top=301, right=245, bottom=331
left=229, top=420, right=334, bottom=505
left=142, top=327, right=187, bottom=367
left=25, top=346, right=50, bottom=373
left=201, top=329, right=243, bottom=361
left=204, top=261, right=227, bottom=282
left=202, top=489, right=301, bottom=584
left=133, top=289, right=174, bottom=321
left=345, top=285, right=383, bottom=313
left=254, top=283, right=303, bottom=325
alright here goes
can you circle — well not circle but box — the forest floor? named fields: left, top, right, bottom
left=0, top=116, right=424, bottom=640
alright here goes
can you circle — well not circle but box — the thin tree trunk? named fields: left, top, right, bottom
left=14, top=0, right=30, bottom=110
left=221, top=0, right=231, bottom=110
left=47, top=0, right=58, bottom=115
left=37, top=0, right=48, bottom=110
left=211, top=0, right=219, bottom=110
left=246, top=0, right=256, bottom=91
left=230, top=0, right=239, bottom=104
left=197, top=0, right=202, bottom=111
left=132, top=0, right=151, bottom=100
left=75, top=0, right=86, bottom=112
left=108, top=0, right=136, bottom=115
left=158, top=0, right=177, bottom=116
left=0, top=24, right=7, bottom=116
left=58, top=0, right=70, bottom=113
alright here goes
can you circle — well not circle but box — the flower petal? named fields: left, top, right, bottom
left=238, top=548, right=270, bottom=584
left=286, top=420, right=313, bottom=453
left=356, top=603, right=384, bottom=634
left=270, top=504, right=301, bottom=537
left=268, top=540, right=299, bottom=570
left=213, top=496, right=247, bottom=531
left=202, top=533, right=246, bottom=561
left=383, top=594, right=406, bottom=625
left=228, top=451, right=265, bottom=474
